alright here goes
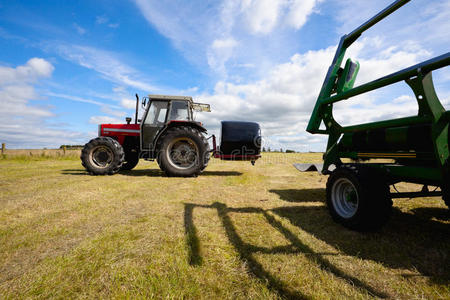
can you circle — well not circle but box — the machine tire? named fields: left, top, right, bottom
left=156, top=126, right=209, bottom=177
left=81, top=137, right=124, bottom=175
left=443, top=160, right=450, bottom=209
left=443, top=186, right=450, bottom=209
left=121, top=149, right=139, bottom=170
left=326, top=165, right=392, bottom=231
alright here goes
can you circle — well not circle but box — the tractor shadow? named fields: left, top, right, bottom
left=61, top=169, right=91, bottom=176
left=120, top=170, right=242, bottom=177
left=269, top=188, right=325, bottom=203
left=184, top=202, right=388, bottom=299
left=270, top=189, right=450, bottom=285
left=61, top=169, right=242, bottom=177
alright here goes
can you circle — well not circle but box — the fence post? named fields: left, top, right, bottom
left=1, top=143, right=4, bottom=155
left=63, top=146, right=66, bottom=155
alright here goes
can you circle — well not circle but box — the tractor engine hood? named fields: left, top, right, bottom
left=99, top=123, right=140, bottom=137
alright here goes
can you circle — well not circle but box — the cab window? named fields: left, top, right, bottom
left=169, top=101, right=190, bottom=121
left=144, top=101, right=168, bottom=125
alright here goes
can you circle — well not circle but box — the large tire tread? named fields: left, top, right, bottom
left=156, top=126, right=209, bottom=177
left=81, top=137, right=125, bottom=175
left=121, top=149, right=139, bottom=171
left=326, top=164, right=392, bottom=231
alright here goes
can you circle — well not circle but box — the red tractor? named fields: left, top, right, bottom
left=81, top=94, right=261, bottom=177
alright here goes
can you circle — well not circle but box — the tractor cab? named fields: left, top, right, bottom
left=139, top=95, right=204, bottom=152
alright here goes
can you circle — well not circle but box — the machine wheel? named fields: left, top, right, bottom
left=443, top=186, right=450, bottom=209
left=81, top=137, right=124, bottom=175
left=156, top=126, right=209, bottom=177
left=326, top=165, right=392, bottom=231
left=442, top=159, right=450, bottom=209
left=121, top=149, right=139, bottom=170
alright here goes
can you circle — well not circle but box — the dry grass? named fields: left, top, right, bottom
left=0, top=152, right=449, bottom=299
left=0, top=149, right=81, bottom=160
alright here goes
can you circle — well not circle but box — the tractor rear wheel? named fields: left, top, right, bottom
left=326, top=165, right=392, bottom=231
left=81, top=137, right=124, bottom=175
left=157, top=126, right=209, bottom=177
left=121, top=149, right=139, bottom=171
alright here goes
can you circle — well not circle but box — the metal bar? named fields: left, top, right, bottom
left=323, top=52, right=450, bottom=105
left=135, top=94, right=139, bottom=124
left=212, top=135, right=217, bottom=156
left=390, top=191, right=442, bottom=198
left=342, top=115, right=431, bottom=133
left=344, top=0, right=411, bottom=46
left=440, top=110, right=450, bottom=122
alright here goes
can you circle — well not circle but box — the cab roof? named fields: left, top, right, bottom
left=148, top=94, right=193, bottom=102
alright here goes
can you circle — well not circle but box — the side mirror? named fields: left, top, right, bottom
left=142, top=97, right=147, bottom=108
left=336, top=58, right=360, bottom=94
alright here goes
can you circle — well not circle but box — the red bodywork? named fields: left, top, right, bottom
left=99, top=123, right=260, bottom=162
left=100, top=123, right=140, bottom=145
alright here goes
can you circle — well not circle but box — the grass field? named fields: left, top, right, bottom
left=0, top=152, right=449, bottom=299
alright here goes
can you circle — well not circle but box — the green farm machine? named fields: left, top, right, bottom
left=297, top=0, right=450, bottom=230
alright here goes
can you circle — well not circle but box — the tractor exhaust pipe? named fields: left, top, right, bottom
left=135, top=93, right=139, bottom=124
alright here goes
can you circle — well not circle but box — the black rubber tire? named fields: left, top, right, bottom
left=326, top=165, right=392, bottom=231
left=443, top=186, right=450, bottom=209
left=121, top=149, right=139, bottom=171
left=81, top=137, right=124, bottom=175
left=156, top=126, right=209, bottom=177
left=443, top=163, right=450, bottom=209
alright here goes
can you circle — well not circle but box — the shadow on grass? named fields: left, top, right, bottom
left=61, top=169, right=242, bottom=177
left=270, top=192, right=450, bottom=285
left=410, top=207, right=449, bottom=222
left=183, top=201, right=388, bottom=299
left=269, top=188, right=325, bottom=203
left=61, top=169, right=90, bottom=175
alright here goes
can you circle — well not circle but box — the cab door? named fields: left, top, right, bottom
left=141, top=100, right=168, bottom=150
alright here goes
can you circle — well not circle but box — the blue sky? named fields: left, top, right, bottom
left=0, top=0, right=449, bottom=150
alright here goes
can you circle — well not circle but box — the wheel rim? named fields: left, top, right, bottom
left=166, top=137, right=198, bottom=170
left=90, top=145, right=114, bottom=168
left=331, top=177, right=359, bottom=218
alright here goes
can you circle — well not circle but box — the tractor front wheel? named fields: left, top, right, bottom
left=81, top=137, right=124, bottom=175
left=121, top=149, right=139, bottom=171
left=326, top=165, right=392, bottom=231
left=157, top=126, right=209, bottom=177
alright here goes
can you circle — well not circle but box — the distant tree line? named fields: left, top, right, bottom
left=59, top=145, right=84, bottom=150
left=262, top=147, right=296, bottom=153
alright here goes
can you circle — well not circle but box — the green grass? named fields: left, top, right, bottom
left=0, top=153, right=449, bottom=299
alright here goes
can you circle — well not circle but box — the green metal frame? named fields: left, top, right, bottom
left=306, top=0, right=450, bottom=186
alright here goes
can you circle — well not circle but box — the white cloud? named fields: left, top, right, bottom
left=242, top=0, right=282, bottom=34
left=133, top=0, right=322, bottom=77
left=96, top=15, right=119, bottom=28
left=0, top=57, right=54, bottom=84
left=52, top=43, right=160, bottom=92
left=0, top=58, right=87, bottom=148
left=207, top=38, right=238, bottom=75
left=120, top=98, right=137, bottom=109
left=285, top=0, right=322, bottom=29
left=96, top=16, right=108, bottom=24
left=89, top=116, right=123, bottom=124
left=241, top=0, right=321, bottom=34
left=47, top=92, right=121, bottom=108
left=73, top=23, right=86, bottom=35
left=193, top=37, right=435, bottom=151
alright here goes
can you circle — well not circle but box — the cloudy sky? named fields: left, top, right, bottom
left=0, top=0, right=449, bottom=150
